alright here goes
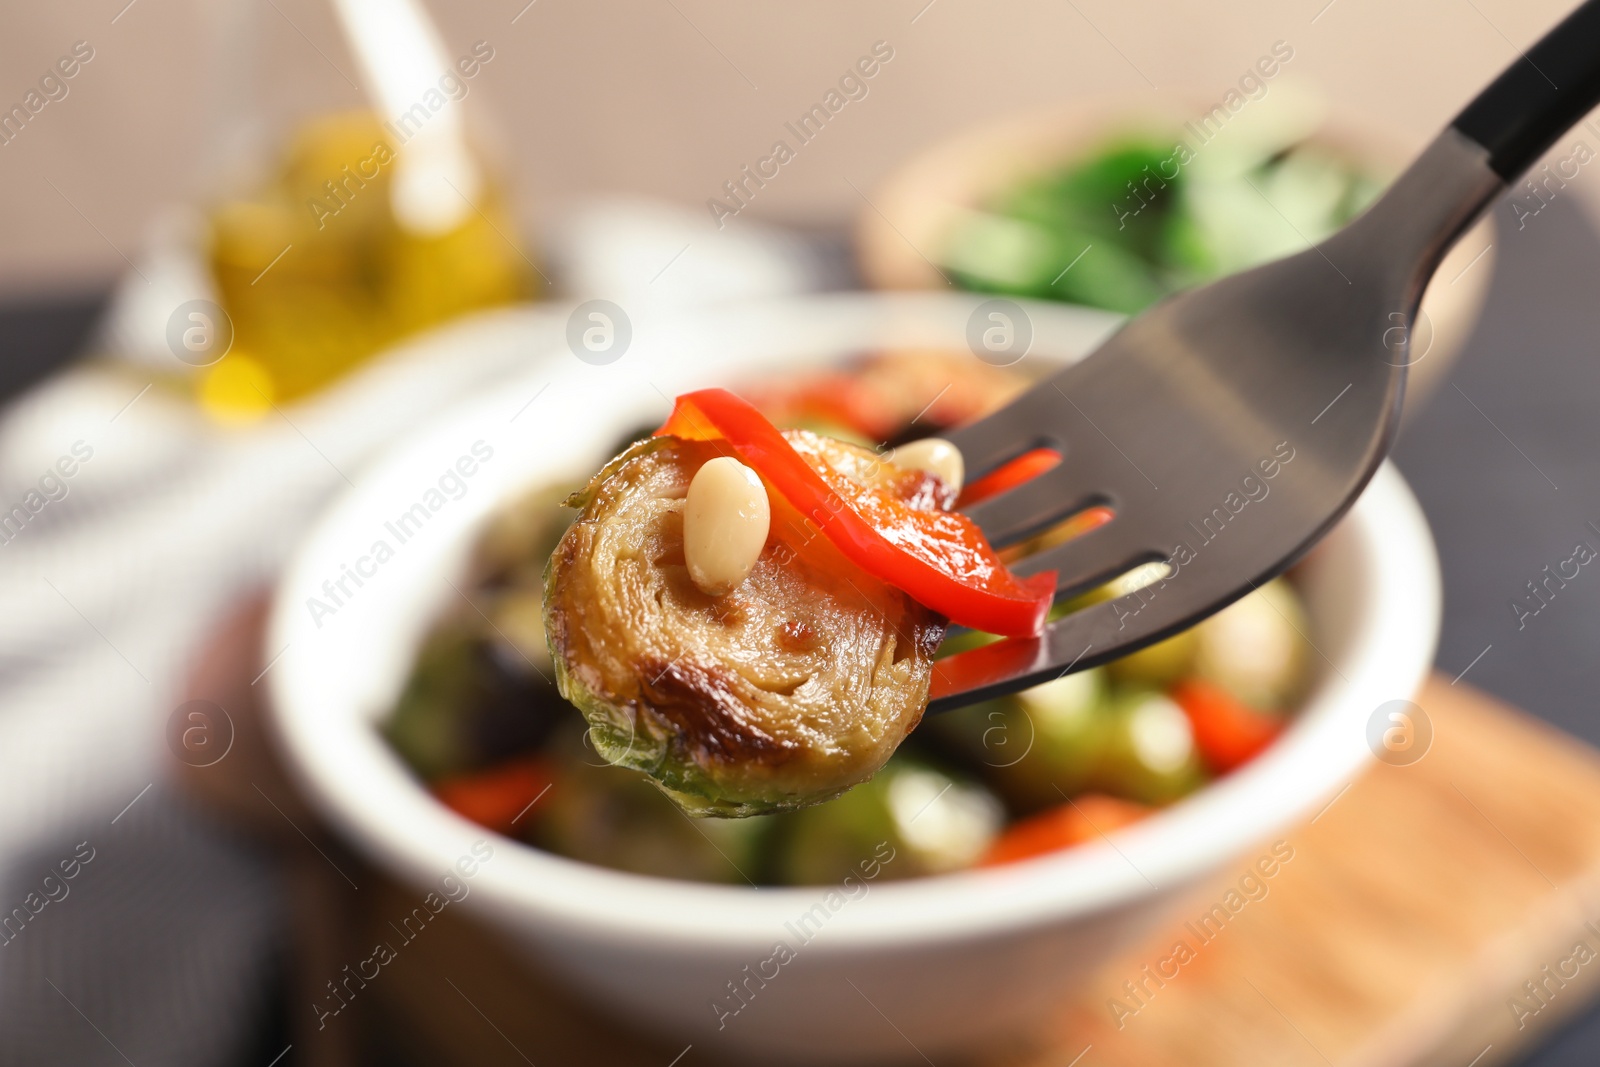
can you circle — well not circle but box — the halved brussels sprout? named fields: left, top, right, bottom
left=544, top=432, right=948, bottom=817
left=1091, top=689, right=1206, bottom=804
left=931, top=668, right=1112, bottom=814
left=1194, top=577, right=1309, bottom=712
left=770, top=757, right=1003, bottom=885
left=1106, top=629, right=1198, bottom=688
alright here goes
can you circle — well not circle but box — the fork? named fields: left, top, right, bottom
left=929, top=0, right=1600, bottom=711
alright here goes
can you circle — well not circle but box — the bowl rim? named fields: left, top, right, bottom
left=267, top=290, right=1439, bottom=952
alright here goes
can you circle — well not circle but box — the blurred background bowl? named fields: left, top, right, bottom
left=856, top=94, right=1497, bottom=406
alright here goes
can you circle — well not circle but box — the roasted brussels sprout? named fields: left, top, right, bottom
left=931, top=668, right=1111, bottom=814
left=385, top=481, right=580, bottom=781
left=1194, top=577, right=1308, bottom=712
left=1090, top=689, right=1206, bottom=804
left=770, top=757, right=1003, bottom=884
left=1106, top=629, right=1199, bottom=688
left=544, top=433, right=948, bottom=817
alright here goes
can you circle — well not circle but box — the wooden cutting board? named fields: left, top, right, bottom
left=182, top=599, right=1600, bottom=1067
left=996, top=675, right=1600, bottom=1067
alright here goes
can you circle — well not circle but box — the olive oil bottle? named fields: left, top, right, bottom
left=200, top=109, right=534, bottom=421
left=173, top=0, right=537, bottom=423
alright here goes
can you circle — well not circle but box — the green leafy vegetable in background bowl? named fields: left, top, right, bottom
left=943, top=135, right=1383, bottom=314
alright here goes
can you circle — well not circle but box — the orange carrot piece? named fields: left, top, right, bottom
left=980, top=793, right=1151, bottom=867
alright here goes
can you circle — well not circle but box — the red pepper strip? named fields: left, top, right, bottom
left=743, top=372, right=895, bottom=441
left=979, top=794, right=1151, bottom=867
left=1171, top=679, right=1283, bottom=774
left=958, top=447, right=1063, bottom=507
left=656, top=388, right=1056, bottom=638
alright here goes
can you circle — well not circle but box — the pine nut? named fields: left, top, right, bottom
left=683, top=457, right=770, bottom=596
left=886, top=437, right=964, bottom=493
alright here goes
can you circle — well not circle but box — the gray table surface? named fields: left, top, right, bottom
left=1392, top=192, right=1600, bottom=1066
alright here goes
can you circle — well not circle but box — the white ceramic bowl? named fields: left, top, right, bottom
left=268, top=292, right=1440, bottom=1064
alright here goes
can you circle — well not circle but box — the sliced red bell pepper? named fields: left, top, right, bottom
left=958, top=447, right=1062, bottom=507
left=656, top=388, right=1056, bottom=637
left=1171, top=679, right=1283, bottom=774
left=980, top=793, right=1151, bottom=867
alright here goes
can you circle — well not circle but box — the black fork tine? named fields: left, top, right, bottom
left=928, top=581, right=1195, bottom=712
left=939, top=401, right=1060, bottom=479
left=1008, top=520, right=1160, bottom=600
left=960, top=462, right=1110, bottom=546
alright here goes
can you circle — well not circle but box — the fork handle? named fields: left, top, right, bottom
left=1452, top=0, right=1600, bottom=180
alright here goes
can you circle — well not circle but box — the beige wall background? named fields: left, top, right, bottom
left=0, top=0, right=1584, bottom=294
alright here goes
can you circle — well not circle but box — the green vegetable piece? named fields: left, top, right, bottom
left=1006, top=142, right=1178, bottom=253
left=1003, top=669, right=1113, bottom=807
left=1045, top=237, right=1169, bottom=314
left=956, top=139, right=1182, bottom=312
left=384, top=621, right=565, bottom=781
left=943, top=213, right=1068, bottom=294
left=1194, top=577, right=1309, bottom=713
left=945, top=130, right=1383, bottom=318
left=1182, top=177, right=1302, bottom=275
left=385, top=626, right=476, bottom=780
left=771, top=758, right=1003, bottom=884
left=1107, top=629, right=1199, bottom=688
left=1156, top=205, right=1219, bottom=286
left=1091, top=689, right=1205, bottom=805
left=934, top=669, right=1112, bottom=813
left=386, top=480, right=583, bottom=783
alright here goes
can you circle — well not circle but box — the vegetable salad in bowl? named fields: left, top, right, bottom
left=384, top=348, right=1313, bottom=884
